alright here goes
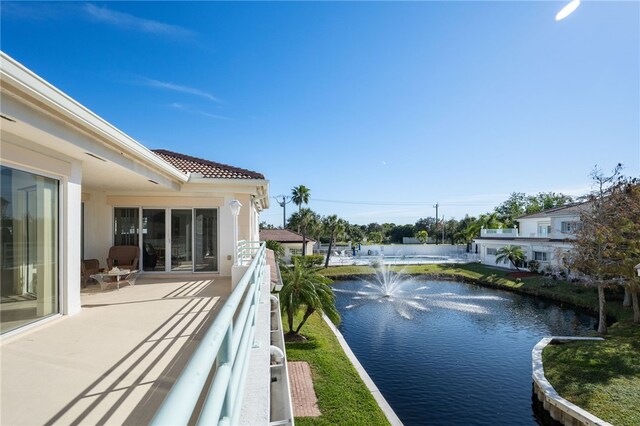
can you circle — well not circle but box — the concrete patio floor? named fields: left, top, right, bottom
left=1, top=275, right=232, bottom=425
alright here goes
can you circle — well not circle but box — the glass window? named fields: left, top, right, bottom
left=1, top=166, right=58, bottom=334
left=142, top=209, right=165, bottom=272
left=486, top=248, right=497, bottom=255
left=114, top=208, right=139, bottom=246
left=561, top=221, right=583, bottom=233
left=533, top=251, right=548, bottom=261
left=195, top=209, right=217, bottom=272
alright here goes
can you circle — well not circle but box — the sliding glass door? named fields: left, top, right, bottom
left=195, top=209, right=217, bottom=272
left=114, top=207, right=218, bottom=273
left=1, top=166, right=58, bottom=334
left=171, top=209, right=193, bottom=271
left=142, top=209, right=165, bottom=272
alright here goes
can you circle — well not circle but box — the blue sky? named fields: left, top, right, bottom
left=2, top=1, right=638, bottom=226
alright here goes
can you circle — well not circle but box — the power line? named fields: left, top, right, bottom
left=310, top=197, right=498, bottom=207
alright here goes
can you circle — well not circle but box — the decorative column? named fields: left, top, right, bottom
left=229, top=199, right=242, bottom=265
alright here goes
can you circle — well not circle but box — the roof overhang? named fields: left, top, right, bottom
left=1, top=52, right=188, bottom=191
left=186, top=176, right=270, bottom=210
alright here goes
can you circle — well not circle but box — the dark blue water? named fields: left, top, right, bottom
left=333, top=279, right=597, bottom=426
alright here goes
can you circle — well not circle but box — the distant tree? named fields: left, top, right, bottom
left=366, top=222, right=384, bottom=234
left=415, top=217, right=438, bottom=239
left=525, top=192, right=573, bottom=214
left=495, top=192, right=574, bottom=226
left=323, top=215, right=346, bottom=268
left=478, top=212, right=503, bottom=230
left=280, top=259, right=340, bottom=338
left=381, top=223, right=396, bottom=242
left=291, top=185, right=311, bottom=213
left=389, top=224, right=415, bottom=243
left=260, top=221, right=276, bottom=230
left=495, top=192, right=528, bottom=226
left=345, top=223, right=365, bottom=244
left=455, top=216, right=479, bottom=252
left=568, top=164, right=624, bottom=334
left=495, top=245, right=525, bottom=271
left=444, top=218, right=459, bottom=244
left=367, top=231, right=383, bottom=244
left=415, top=230, right=428, bottom=244
left=607, top=180, right=640, bottom=323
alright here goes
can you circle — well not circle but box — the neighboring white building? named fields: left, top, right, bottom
left=473, top=203, right=587, bottom=272
left=259, top=229, right=316, bottom=262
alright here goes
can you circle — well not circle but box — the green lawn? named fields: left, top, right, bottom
left=542, top=321, right=640, bottom=426
left=319, top=262, right=640, bottom=424
left=284, top=312, right=390, bottom=426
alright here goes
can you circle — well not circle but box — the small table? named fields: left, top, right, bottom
left=90, top=269, right=139, bottom=291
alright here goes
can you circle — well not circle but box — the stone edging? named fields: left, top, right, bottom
left=532, top=336, right=613, bottom=426
left=322, top=315, right=404, bottom=426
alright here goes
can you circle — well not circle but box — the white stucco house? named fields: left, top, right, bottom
left=473, top=203, right=587, bottom=272
left=259, top=228, right=316, bottom=262
left=1, top=52, right=292, bottom=425
left=1, top=51, right=268, bottom=332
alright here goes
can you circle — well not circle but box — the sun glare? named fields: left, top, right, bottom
left=555, top=0, right=581, bottom=21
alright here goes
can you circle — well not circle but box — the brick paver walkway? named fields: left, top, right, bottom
left=288, top=361, right=321, bottom=417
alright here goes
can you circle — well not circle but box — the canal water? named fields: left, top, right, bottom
left=333, top=278, right=596, bottom=425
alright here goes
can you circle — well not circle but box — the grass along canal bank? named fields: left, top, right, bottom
left=319, top=263, right=640, bottom=425
left=284, top=310, right=390, bottom=426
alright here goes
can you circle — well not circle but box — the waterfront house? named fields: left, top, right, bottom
left=473, top=203, right=587, bottom=272
left=0, top=52, right=291, bottom=425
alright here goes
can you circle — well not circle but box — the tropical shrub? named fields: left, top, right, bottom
left=495, top=245, right=525, bottom=271
left=291, top=254, right=324, bottom=268
left=279, top=259, right=340, bottom=338
left=265, top=240, right=285, bottom=261
left=528, top=260, right=540, bottom=273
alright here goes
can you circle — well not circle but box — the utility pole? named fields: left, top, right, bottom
left=276, top=195, right=292, bottom=229
left=433, top=202, right=439, bottom=245
left=442, top=215, right=445, bottom=244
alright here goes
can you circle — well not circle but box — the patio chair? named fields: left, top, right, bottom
left=81, top=259, right=101, bottom=288
left=107, top=245, right=140, bottom=271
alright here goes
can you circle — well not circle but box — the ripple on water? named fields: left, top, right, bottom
left=333, top=278, right=597, bottom=426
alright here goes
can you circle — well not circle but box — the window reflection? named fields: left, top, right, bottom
left=1, top=166, right=58, bottom=334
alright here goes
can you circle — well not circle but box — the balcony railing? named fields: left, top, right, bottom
left=152, top=242, right=267, bottom=426
left=480, top=228, right=519, bottom=237
left=237, top=240, right=263, bottom=266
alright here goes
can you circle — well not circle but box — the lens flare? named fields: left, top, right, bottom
left=555, top=0, right=581, bottom=21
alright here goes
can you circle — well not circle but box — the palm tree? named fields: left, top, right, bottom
left=495, top=245, right=525, bottom=271
left=415, top=230, right=428, bottom=244
left=280, top=259, right=340, bottom=337
left=323, top=215, right=346, bottom=268
left=291, top=185, right=310, bottom=213
left=455, top=223, right=479, bottom=252
left=297, top=208, right=318, bottom=256
left=478, top=212, right=503, bottom=230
